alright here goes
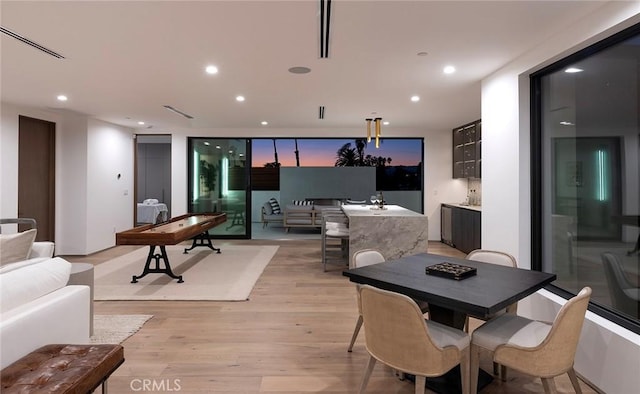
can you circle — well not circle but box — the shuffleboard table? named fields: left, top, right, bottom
left=116, top=213, right=227, bottom=283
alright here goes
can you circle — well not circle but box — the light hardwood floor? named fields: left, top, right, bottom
left=64, top=240, right=597, bottom=393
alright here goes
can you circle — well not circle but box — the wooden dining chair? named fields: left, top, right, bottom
left=470, top=287, right=592, bottom=394
left=357, top=285, right=470, bottom=394
left=464, top=249, right=519, bottom=329
left=465, top=249, right=519, bottom=379
left=347, top=249, right=386, bottom=353
left=347, top=249, right=429, bottom=353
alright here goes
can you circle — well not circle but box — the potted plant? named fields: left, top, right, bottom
left=200, top=160, right=218, bottom=194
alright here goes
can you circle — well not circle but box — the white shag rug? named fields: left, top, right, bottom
left=91, top=314, right=153, bottom=344
left=94, top=244, right=279, bottom=301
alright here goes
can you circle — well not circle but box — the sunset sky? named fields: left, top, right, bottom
left=251, top=138, right=422, bottom=167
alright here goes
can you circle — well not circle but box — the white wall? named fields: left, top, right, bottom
left=56, top=113, right=88, bottom=254
left=482, top=3, right=640, bottom=393
left=86, top=119, right=134, bottom=253
left=0, top=104, right=134, bottom=255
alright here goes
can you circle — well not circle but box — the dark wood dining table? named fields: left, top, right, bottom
left=343, top=252, right=557, bottom=393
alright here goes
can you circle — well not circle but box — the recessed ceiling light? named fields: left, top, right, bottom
left=236, top=95, right=245, bottom=102
left=411, top=95, right=420, bottom=102
left=261, top=121, right=268, bottom=125
left=205, top=65, right=218, bottom=74
left=57, top=95, right=67, bottom=101
left=565, top=67, right=583, bottom=73
left=204, top=141, right=210, bottom=146
left=383, top=121, right=390, bottom=125
left=443, top=65, right=456, bottom=74
left=560, top=121, right=575, bottom=126
left=417, top=52, right=428, bottom=57
left=239, top=153, right=244, bottom=157
left=137, top=121, right=145, bottom=125
left=288, top=66, right=311, bottom=74
left=215, top=145, right=221, bottom=149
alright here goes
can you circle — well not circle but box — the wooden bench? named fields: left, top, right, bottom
left=1, top=344, right=124, bottom=394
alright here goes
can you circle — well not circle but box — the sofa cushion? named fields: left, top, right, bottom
left=0, top=257, right=50, bottom=275
left=0, top=229, right=37, bottom=266
left=0, top=257, right=72, bottom=313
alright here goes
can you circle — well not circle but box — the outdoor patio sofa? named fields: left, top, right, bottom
left=283, top=198, right=343, bottom=232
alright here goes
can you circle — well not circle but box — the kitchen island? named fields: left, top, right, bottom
left=341, top=204, right=429, bottom=264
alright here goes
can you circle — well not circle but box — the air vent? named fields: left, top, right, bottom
left=0, top=26, right=65, bottom=59
left=319, top=106, right=325, bottom=119
left=163, top=105, right=194, bottom=119
left=319, top=0, right=332, bottom=58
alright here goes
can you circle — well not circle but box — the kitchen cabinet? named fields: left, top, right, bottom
left=452, top=120, right=481, bottom=178
left=441, top=204, right=481, bottom=254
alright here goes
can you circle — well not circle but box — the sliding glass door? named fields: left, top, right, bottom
left=188, top=138, right=250, bottom=238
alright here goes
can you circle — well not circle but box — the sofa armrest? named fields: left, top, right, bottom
left=0, top=285, right=90, bottom=369
left=30, top=242, right=55, bottom=258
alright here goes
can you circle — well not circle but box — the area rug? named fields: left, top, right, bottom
left=91, top=314, right=153, bottom=344
left=94, top=245, right=279, bottom=301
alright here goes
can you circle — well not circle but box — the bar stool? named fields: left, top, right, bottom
left=321, top=212, right=349, bottom=271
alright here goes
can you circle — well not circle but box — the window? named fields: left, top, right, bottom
left=532, top=23, right=640, bottom=333
left=251, top=138, right=423, bottom=191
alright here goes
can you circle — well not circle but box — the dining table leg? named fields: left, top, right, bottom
left=428, top=304, right=467, bottom=329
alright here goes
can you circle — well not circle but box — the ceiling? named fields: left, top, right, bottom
left=1, top=1, right=608, bottom=133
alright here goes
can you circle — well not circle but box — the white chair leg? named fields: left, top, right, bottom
left=358, top=355, right=376, bottom=394
left=414, top=375, right=426, bottom=394
left=567, top=368, right=583, bottom=394
left=348, top=315, right=363, bottom=352
left=541, top=377, right=558, bottom=394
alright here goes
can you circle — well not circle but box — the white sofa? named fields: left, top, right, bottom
left=0, top=229, right=90, bottom=369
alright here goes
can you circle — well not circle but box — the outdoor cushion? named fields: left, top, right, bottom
left=268, top=198, right=281, bottom=214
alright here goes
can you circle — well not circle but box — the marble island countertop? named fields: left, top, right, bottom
left=341, top=204, right=429, bottom=262
left=341, top=204, right=425, bottom=217
left=443, top=203, right=482, bottom=212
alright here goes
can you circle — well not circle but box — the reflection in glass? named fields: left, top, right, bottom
left=188, top=138, right=249, bottom=238
left=537, top=28, right=639, bottom=323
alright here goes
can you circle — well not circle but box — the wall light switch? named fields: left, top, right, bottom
left=124, top=189, right=129, bottom=196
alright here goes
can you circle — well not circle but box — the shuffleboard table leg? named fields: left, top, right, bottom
left=131, top=245, right=184, bottom=283
left=183, top=232, right=221, bottom=254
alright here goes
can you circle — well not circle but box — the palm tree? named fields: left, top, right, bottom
left=355, top=139, right=366, bottom=166
left=272, top=139, right=279, bottom=167
left=335, top=143, right=358, bottom=166
left=335, top=139, right=392, bottom=167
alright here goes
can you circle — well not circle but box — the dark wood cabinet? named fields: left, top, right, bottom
left=452, top=120, right=481, bottom=178
left=444, top=204, right=481, bottom=254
